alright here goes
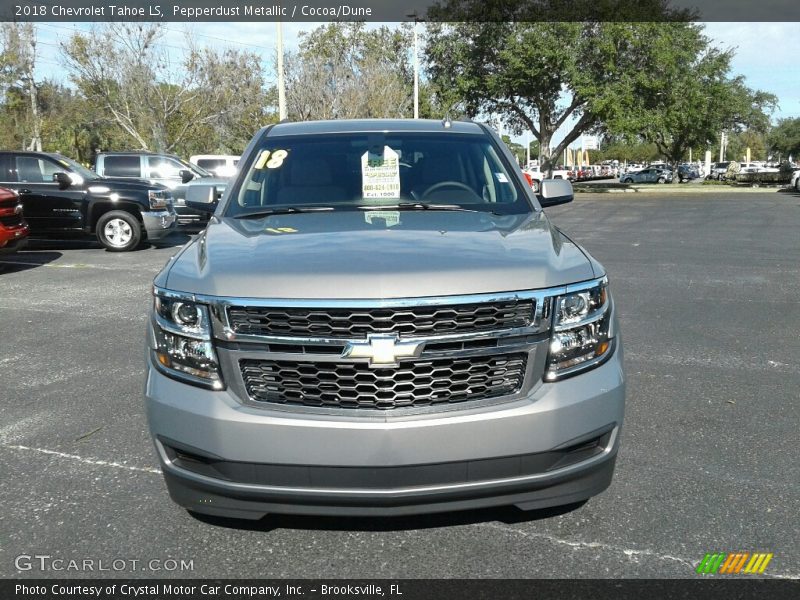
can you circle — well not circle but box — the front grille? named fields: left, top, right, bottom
left=0, top=214, right=23, bottom=228
left=228, top=301, right=534, bottom=338
left=240, top=353, right=527, bottom=410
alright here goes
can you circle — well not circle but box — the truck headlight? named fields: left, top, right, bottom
left=545, top=277, right=614, bottom=381
left=150, top=292, right=223, bottom=389
left=148, top=190, right=172, bottom=210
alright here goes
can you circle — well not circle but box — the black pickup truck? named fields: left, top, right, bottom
left=0, top=151, right=177, bottom=251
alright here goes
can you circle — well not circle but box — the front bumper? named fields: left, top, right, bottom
left=142, top=209, right=177, bottom=239
left=145, top=344, right=625, bottom=518
left=0, top=226, right=29, bottom=255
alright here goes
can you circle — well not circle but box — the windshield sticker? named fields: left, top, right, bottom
left=364, top=211, right=400, bottom=228
left=495, top=172, right=508, bottom=183
left=362, top=146, right=401, bottom=198
left=254, top=149, right=288, bottom=170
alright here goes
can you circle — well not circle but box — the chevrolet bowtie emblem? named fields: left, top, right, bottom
left=342, top=334, right=422, bottom=367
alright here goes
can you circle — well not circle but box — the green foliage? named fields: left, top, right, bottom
left=424, top=19, right=708, bottom=173
left=286, top=23, right=413, bottom=120
left=767, top=118, right=800, bottom=160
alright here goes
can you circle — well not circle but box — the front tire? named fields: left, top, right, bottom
left=623, top=178, right=633, bottom=184
left=96, top=211, right=142, bottom=252
left=657, top=177, right=666, bottom=184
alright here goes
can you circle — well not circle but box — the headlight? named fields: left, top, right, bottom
left=150, top=292, right=223, bottom=389
left=148, top=190, right=172, bottom=210
left=545, top=276, right=614, bottom=381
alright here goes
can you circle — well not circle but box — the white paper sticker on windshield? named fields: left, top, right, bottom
left=362, top=147, right=401, bottom=199
left=364, top=211, right=400, bottom=228
left=495, top=172, right=508, bottom=183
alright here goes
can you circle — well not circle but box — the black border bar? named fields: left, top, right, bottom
left=3, top=0, right=800, bottom=22
left=4, top=579, right=800, bottom=600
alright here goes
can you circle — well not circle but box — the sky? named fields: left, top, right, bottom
left=30, top=21, right=800, bottom=149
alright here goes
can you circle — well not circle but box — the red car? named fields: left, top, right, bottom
left=0, top=187, right=29, bottom=255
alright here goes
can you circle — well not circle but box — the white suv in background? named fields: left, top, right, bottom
left=189, top=155, right=240, bottom=178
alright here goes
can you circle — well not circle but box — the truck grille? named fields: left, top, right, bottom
left=228, top=301, right=534, bottom=338
left=240, top=353, right=527, bottom=410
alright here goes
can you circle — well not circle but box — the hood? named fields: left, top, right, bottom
left=163, top=210, right=596, bottom=299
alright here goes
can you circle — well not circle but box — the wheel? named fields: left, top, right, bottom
left=623, top=178, right=633, bottom=184
left=795, top=178, right=800, bottom=192
left=531, top=180, right=540, bottom=193
left=96, top=210, right=142, bottom=252
left=657, top=177, right=666, bottom=184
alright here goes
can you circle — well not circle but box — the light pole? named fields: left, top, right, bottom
left=276, top=19, right=287, bottom=120
left=407, top=11, right=423, bottom=119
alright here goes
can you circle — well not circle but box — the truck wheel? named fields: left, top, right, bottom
left=657, top=177, right=666, bottom=184
left=531, top=180, right=540, bottom=193
left=623, top=178, right=633, bottom=184
left=97, top=210, right=142, bottom=252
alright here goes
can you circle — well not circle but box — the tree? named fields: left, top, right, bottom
left=1, top=23, right=42, bottom=150
left=284, top=23, right=412, bottom=120
left=768, top=118, right=800, bottom=161
left=424, top=15, right=700, bottom=176
left=625, top=29, right=776, bottom=181
left=61, top=23, right=272, bottom=153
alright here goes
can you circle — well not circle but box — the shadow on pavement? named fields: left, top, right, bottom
left=189, top=501, right=588, bottom=532
left=0, top=250, right=62, bottom=274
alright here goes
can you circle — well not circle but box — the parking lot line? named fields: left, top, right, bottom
left=2, top=443, right=161, bottom=475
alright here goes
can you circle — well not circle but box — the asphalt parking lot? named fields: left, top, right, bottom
left=1, top=191, right=798, bottom=579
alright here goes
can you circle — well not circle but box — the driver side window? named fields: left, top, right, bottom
left=13, top=156, right=62, bottom=183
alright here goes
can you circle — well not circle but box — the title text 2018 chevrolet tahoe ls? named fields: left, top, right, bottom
left=145, top=119, right=625, bottom=519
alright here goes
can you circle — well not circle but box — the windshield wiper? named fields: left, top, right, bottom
left=234, top=206, right=336, bottom=219
left=360, top=203, right=501, bottom=215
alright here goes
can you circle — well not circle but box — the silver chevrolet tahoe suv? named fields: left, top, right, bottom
left=145, top=119, right=625, bottom=519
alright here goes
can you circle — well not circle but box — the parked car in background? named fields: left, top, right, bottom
left=0, top=151, right=176, bottom=251
left=93, top=152, right=212, bottom=226
left=791, top=169, right=800, bottom=192
left=0, top=186, right=29, bottom=255
left=145, top=118, right=625, bottom=519
left=189, top=154, right=240, bottom=178
left=709, top=161, right=731, bottom=180
left=620, top=167, right=672, bottom=184
left=677, top=164, right=700, bottom=182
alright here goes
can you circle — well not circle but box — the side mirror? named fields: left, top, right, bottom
left=53, top=172, right=72, bottom=190
left=538, top=178, right=574, bottom=207
left=185, top=182, right=224, bottom=213
left=179, top=169, right=195, bottom=184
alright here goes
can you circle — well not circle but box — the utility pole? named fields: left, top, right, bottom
left=276, top=19, right=287, bottom=120
left=719, top=131, right=726, bottom=162
left=407, top=11, right=423, bottom=119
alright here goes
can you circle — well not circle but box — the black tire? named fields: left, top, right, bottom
left=531, top=180, right=540, bottom=193
left=96, top=210, right=142, bottom=252
left=623, top=178, right=633, bottom=184
left=657, top=177, right=666, bottom=184
left=795, top=178, right=800, bottom=193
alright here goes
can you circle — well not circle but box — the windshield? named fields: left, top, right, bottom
left=53, top=155, right=99, bottom=180
left=226, top=132, right=531, bottom=218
